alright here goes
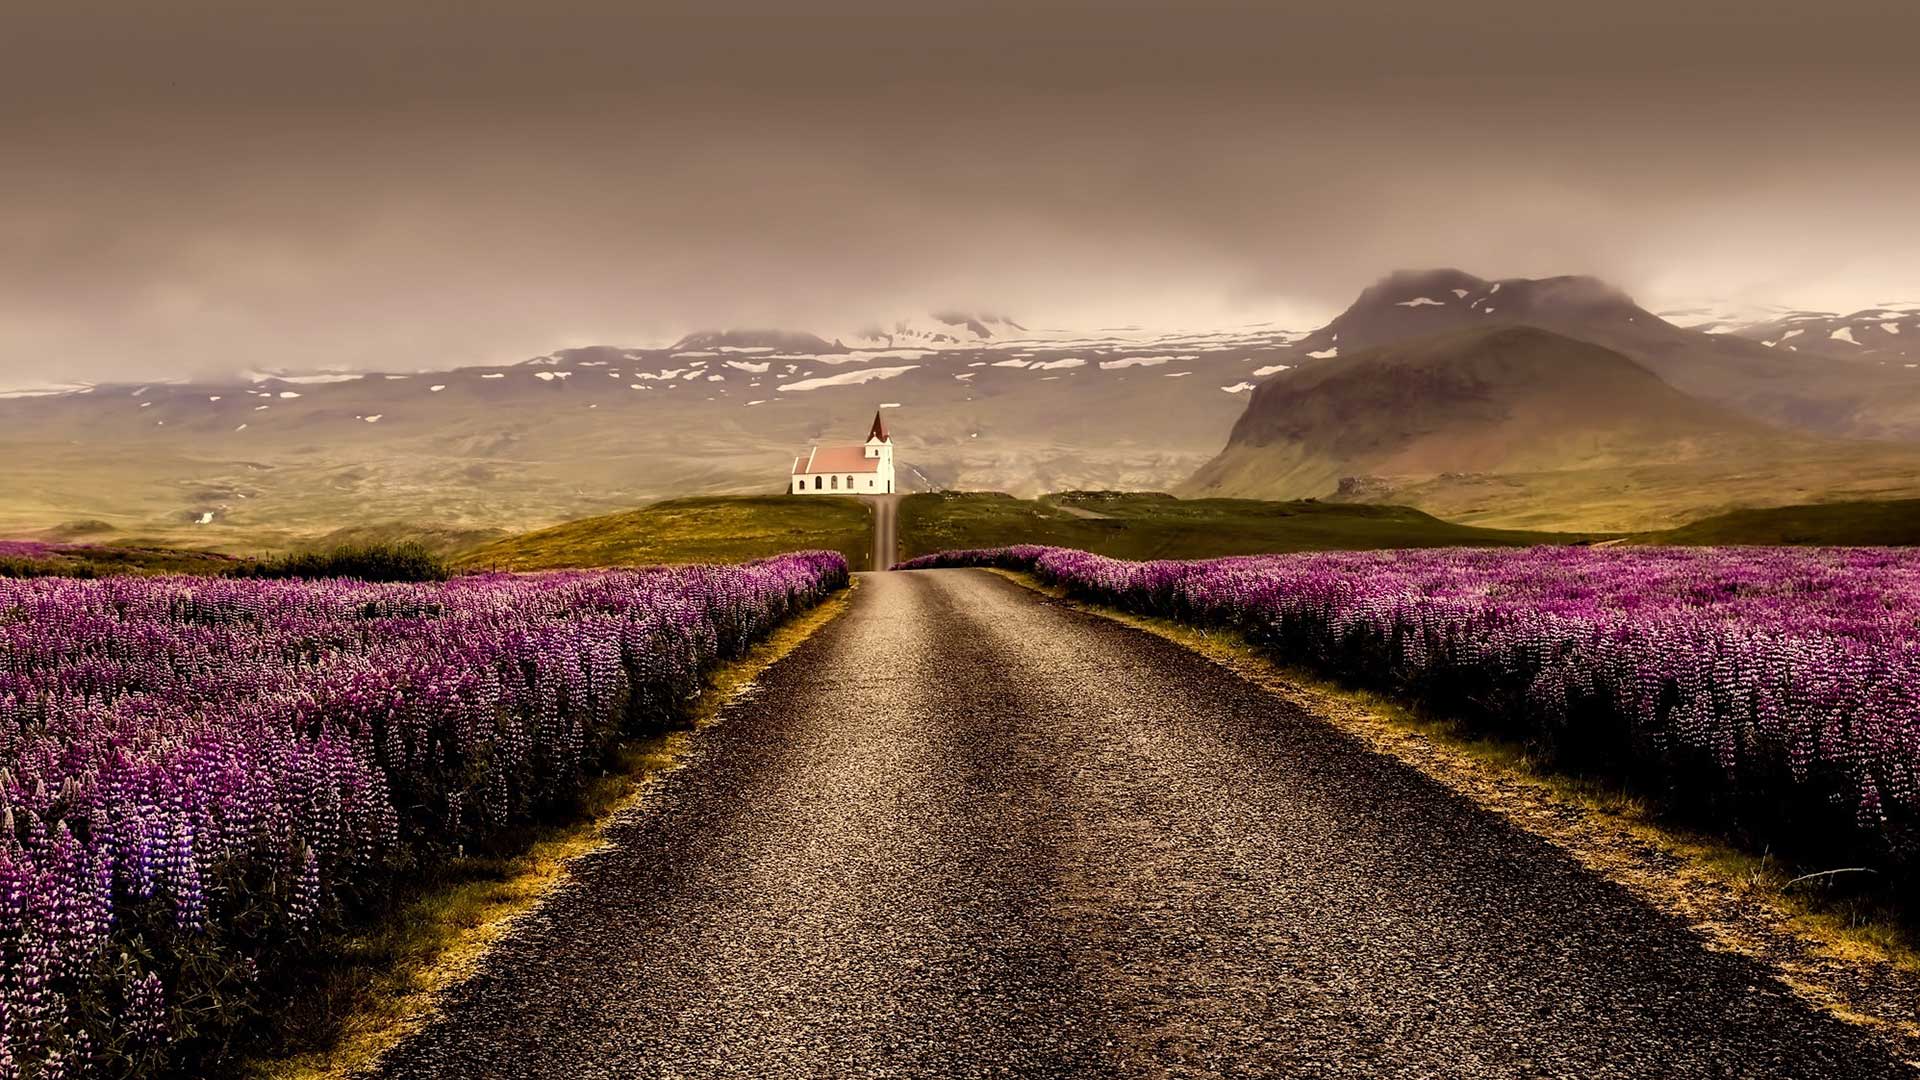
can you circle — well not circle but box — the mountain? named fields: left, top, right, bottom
left=1187, top=325, right=1770, bottom=498
left=1282, top=269, right=1647, bottom=356
left=1183, top=325, right=1920, bottom=530
left=665, top=329, right=847, bottom=354
left=1654, top=300, right=1804, bottom=335
left=8, top=272, right=1919, bottom=546
left=0, top=321, right=1312, bottom=546
left=1706, top=306, right=1919, bottom=364
left=841, top=312, right=1034, bottom=349
left=1277, top=269, right=1920, bottom=441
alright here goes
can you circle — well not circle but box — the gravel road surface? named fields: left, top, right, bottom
left=370, top=569, right=1909, bottom=1079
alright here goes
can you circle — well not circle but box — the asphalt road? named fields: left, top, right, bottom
left=863, top=493, right=900, bottom=571
left=369, top=569, right=1909, bottom=1079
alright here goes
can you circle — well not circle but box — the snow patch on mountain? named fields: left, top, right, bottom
left=0, top=382, right=93, bottom=399
left=244, top=370, right=366, bottom=385
left=778, top=365, right=919, bottom=392
left=839, top=312, right=1033, bottom=349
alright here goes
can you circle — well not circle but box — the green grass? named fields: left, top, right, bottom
left=899, top=491, right=1590, bottom=561
left=0, top=543, right=239, bottom=578
left=1637, top=498, right=1920, bottom=546
left=298, top=523, right=511, bottom=558
left=454, top=495, right=873, bottom=571
left=230, top=542, right=451, bottom=583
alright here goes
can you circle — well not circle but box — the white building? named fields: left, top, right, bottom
left=791, top=410, right=895, bottom=495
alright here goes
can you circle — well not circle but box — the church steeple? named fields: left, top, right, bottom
left=866, top=409, right=890, bottom=443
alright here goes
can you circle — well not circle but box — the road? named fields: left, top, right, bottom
left=369, top=570, right=1909, bottom=1079
left=863, top=493, right=900, bottom=570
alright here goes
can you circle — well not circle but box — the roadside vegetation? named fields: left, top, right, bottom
left=0, top=555, right=849, bottom=1077
left=245, top=582, right=855, bottom=1080
left=1635, top=498, right=1920, bottom=546
left=904, top=545, right=1920, bottom=952
left=456, top=496, right=872, bottom=572
left=228, top=541, right=452, bottom=582
left=0, top=539, right=238, bottom=578
left=898, top=491, right=1591, bottom=561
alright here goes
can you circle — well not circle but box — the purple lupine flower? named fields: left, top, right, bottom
left=900, top=544, right=1920, bottom=860
left=0, top=551, right=847, bottom=1073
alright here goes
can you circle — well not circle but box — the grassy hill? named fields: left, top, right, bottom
left=1637, top=499, right=1920, bottom=546
left=899, top=491, right=1588, bottom=562
left=0, top=542, right=239, bottom=578
left=454, top=496, right=873, bottom=571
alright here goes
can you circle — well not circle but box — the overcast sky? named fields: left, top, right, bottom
left=5, top=1, right=1918, bottom=383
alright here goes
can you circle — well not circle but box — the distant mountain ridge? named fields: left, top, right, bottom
left=1708, top=306, right=1919, bottom=364
left=1186, top=277, right=1920, bottom=529
left=1267, top=268, right=1920, bottom=441
left=666, top=329, right=848, bottom=354
left=843, top=312, right=1032, bottom=349
left=6, top=272, right=1920, bottom=542
left=0, top=317, right=1310, bottom=544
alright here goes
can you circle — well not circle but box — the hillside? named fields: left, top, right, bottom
left=1712, top=306, right=1919, bottom=365
left=1276, top=269, right=1920, bottom=440
left=0, top=318, right=1309, bottom=547
left=454, top=496, right=873, bottom=571
left=1636, top=498, right=1920, bottom=546
left=897, top=491, right=1584, bottom=561
left=6, top=275, right=1920, bottom=547
left=1183, top=325, right=1920, bottom=530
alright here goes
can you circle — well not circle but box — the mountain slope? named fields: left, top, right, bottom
left=1183, top=325, right=1920, bottom=529
left=1711, top=306, right=1919, bottom=364
left=841, top=312, right=1033, bottom=349
left=1187, top=325, right=1767, bottom=496
left=0, top=321, right=1310, bottom=545
left=1278, top=270, right=1920, bottom=440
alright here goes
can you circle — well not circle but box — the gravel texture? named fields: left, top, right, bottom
left=369, top=569, right=1911, bottom=1079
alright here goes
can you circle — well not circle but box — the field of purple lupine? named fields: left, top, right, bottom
left=0, top=553, right=846, bottom=1076
left=901, top=545, right=1920, bottom=870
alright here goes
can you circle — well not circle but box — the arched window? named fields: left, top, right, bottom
left=847, top=475, right=855, bottom=488
left=830, top=475, right=838, bottom=490
left=814, top=476, right=823, bottom=490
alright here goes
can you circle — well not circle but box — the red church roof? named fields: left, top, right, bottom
left=792, top=445, right=881, bottom=475
left=867, top=410, right=890, bottom=443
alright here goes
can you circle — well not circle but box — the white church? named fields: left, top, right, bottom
left=790, top=410, right=896, bottom=495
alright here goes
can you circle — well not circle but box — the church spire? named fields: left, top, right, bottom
left=867, top=409, right=890, bottom=443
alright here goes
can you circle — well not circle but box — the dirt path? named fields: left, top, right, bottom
left=367, top=569, right=1911, bottom=1079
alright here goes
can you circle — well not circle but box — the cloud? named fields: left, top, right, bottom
left=1, top=2, right=1917, bottom=382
